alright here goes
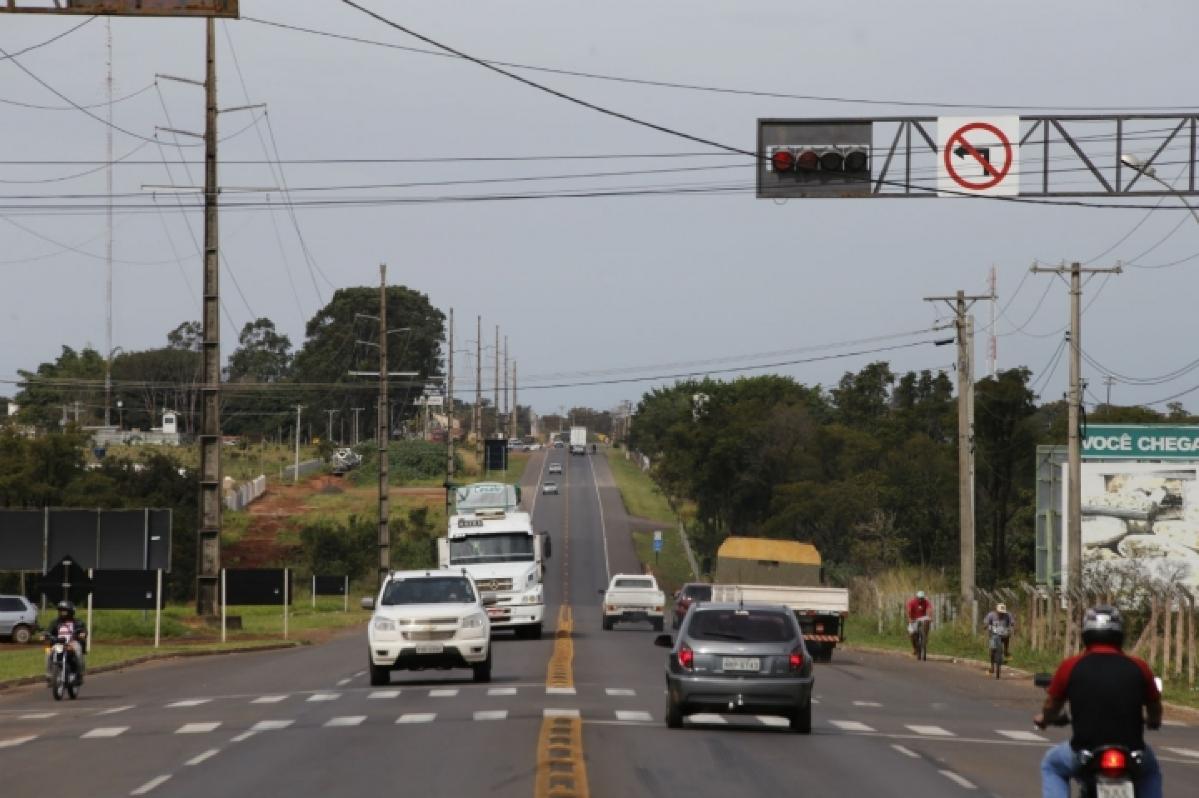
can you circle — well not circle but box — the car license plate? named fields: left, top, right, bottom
left=1097, top=782, right=1134, bottom=798
left=415, top=644, right=443, bottom=655
left=722, top=657, right=760, bottom=672
left=487, top=607, right=507, bottom=618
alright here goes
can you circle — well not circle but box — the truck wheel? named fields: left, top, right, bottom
left=472, top=650, right=493, bottom=683
left=790, top=701, right=812, bottom=734
left=665, top=694, right=684, bottom=729
left=602, top=617, right=613, bottom=631
left=11, top=624, right=32, bottom=645
left=652, top=619, right=664, bottom=632
left=369, top=662, right=390, bottom=686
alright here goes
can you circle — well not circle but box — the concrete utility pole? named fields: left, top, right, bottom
left=104, top=19, right=114, bottom=430
left=446, top=308, right=455, bottom=513
left=494, top=324, right=500, bottom=440
left=475, top=315, right=482, bottom=460
left=1103, top=375, right=1116, bottom=406
left=352, top=407, right=364, bottom=446
left=377, top=265, right=390, bottom=588
left=1031, top=261, right=1122, bottom=591
left=293, top=405, right=303, bottom=484
left=924, top=289, right=992, bottom=603
left=510, top=361, right=518, bottom=440
left=503, top=335, right=509, bottom=433
left=326, top=409, right=338, bottom=445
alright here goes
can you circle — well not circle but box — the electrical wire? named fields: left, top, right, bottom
left=1030, top=336, right=1068, bottom=398
left=0, top=15, right=95, bottom=61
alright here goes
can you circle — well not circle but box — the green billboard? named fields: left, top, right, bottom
left=1083, top=424, right=1199, bottom=460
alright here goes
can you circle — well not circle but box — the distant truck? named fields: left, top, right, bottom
left=712, top=536, right=848, bottom=662
left=569, top=426, right=587, bottom=455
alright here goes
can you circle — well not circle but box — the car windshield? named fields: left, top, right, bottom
left=688, top=609, right=794, bottom=642
left=684, top=585, right=712, bottom=601
left=449, top=533, right=535, bottom=563
left=613, top=578, right=654, bottom=589
left=381, top=577, right=475, bottom=605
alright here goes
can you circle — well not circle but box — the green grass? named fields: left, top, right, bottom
left=632, top=528, right=694, bottom=596
left=603, top=449, right=679, bottom=523
left=0, top=639, right=294, bottom=683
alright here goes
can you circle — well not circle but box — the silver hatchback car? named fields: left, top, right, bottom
left=0, top=595, right=39, bottom=644
left=655, top=602, right=815, bottom=732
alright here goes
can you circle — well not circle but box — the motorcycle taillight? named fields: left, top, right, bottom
left=1099, top=749, right=1127, bottom=777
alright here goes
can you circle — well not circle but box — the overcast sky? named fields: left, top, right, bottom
left=1, top=0, right=1197, bottom=416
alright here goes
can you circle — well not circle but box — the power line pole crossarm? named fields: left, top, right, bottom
left=1030, top=261, right=1122, bottom=592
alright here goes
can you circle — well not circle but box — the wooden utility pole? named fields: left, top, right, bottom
left=1031, top=261, right=1122, bottom=590
left=924, top=289, right=992, bottom=604
left=377, top=265, right=390, bottom=587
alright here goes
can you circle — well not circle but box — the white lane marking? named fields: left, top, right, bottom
left=397, top=713, right=436, bottom=724
left=429, top=689, right=458, bottom=698
left=892, top=744, right=920, bottom=759
left=97, top=706, right=134, bottom=716
left=487, top=687, right=517, bottom=696
left=336, top=678, right=351, bottom=687
left=605, top=688, right=636, bottom=697
left=615, top=710, right=653, bottom=722
left=167, top=699, right=211, bottom=708
left=853, top=700, right=883, bottom=707
left=543, top=708, right=581, bottom=718
left=130, top=775, right=171, bottom=796
left=586, top=453, right=612, bottom=582
left=19, top=712, right=56, bottom=719
left=250, top=720, right=293, bottom=732
left=0, top=735, right=37, bottom=748
left=756, top=716, right=790, bottom=728
left=938, top=770, right=977, bottom=790
left=811, top=698, right=821, bottom=704
left=325, top=716, right=366, bottom=727
left=369, top=690, right=401, bottom=699
left=186, top=749, right=220, bottom=766
left=353, top=670, right=366, bottom=678
left=1162, top=720, right=1187, bottom=728
left=252, top=695, right=288, bottom=704
left=546, top=687, right=576, bottom=696
left=908, top=725, right=955, bottom=737
left=230, top=731, right=257, bottom=743
left=1167, top=747, right=1199, bottom=759
left=830, top=720, right=876, bottom=733
left=82, top=726, right=128, bottom=738
left=997, top=730, right=1047, bottom=742
left=474, top=710, right=508, bottom=721
left=176, top=722, right=221, bottom=734
left=687, top=714, right=728, bottom=725
left=307, top=693, right=339, bottom=702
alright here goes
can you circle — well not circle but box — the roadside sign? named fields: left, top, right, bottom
left=937, top=116, right=1019, bottom=197
left=653, top=531, right=663, bottom=553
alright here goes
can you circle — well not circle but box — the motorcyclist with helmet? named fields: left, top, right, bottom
left=44, top=600, right=87, bottom=686
left=1033, top=605, right=1162, bottom=798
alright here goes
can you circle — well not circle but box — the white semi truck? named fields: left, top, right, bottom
left=569, top=425, right=587, bottom=455
left=439, top=494, right=549, bottom=639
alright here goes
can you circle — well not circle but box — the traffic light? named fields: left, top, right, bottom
left=757, top=119, right=873, bottom=198
left=766, top=145, right=870, bottom=177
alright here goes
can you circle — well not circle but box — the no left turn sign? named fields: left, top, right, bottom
left=937, top=116, right=1020, bottom=197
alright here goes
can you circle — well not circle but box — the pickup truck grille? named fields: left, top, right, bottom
left=475, top=578, right=513, bottom=592
left=404, top=630, right=457, bottom=641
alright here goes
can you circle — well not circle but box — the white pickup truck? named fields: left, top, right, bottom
left=599, top=574, right=666, bottom=631
left=710, top=584, right=849, bottom=662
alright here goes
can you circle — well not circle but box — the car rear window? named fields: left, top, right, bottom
left=613, top=578, right=654, bottom=589
left=688, top=609, right=794, bottom=642
left=684, top=585, right=712, bottom=601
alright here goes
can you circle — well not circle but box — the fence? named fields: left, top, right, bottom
left=224, top=475, right=267, bottom=512
left=281, top=459, right=322, bottom=482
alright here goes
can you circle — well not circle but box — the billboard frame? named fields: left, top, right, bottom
left=0, top=1, right=238, bottom=17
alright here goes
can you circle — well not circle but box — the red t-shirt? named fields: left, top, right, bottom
left=1048, top=644, right=1159, bottom=751
left=906, top=597, right=931, bottom=621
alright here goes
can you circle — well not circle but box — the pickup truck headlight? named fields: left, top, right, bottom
left=461, top=613, right=487, bottom=630
left=372, top=618, right=397, bottom=633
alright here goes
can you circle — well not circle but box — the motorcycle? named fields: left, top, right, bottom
left=46, top=633, right=81, bottom=701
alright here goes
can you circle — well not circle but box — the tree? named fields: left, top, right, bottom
left=110, top=347, right=201, bottom=433
left=15, top=346, right=107, bottom=429
left=226, top=317, right=292, bottom=383
left=167, top=321, right=203, bottom=351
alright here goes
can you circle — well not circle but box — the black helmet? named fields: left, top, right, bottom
left=56, top=600, right=75, bottom=618
left=1081, top=604, right=1124, bottom=648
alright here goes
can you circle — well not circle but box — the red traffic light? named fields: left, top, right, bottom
left=796, top=149, right=819, bottom=171
left=770, top=149, right=796, bottom=172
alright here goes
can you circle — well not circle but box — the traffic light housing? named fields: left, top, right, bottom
left=758, top=119, right=873, bottom=198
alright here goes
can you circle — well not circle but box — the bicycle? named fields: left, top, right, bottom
left=988, top=623, right=1010, bottom=679
left=911, top=617, right=931, bottom=661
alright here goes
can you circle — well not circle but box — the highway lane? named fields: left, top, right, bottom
left=1, top=445, right=1196, bottom=797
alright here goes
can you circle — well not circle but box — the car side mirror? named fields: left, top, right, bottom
left=481, top=592, right=499, bottom=607
left=360, top=597, right=375, bottom=611
left=653, top=634, right=673, bottom=648
left=1033, top=672, right=1052, bottom=688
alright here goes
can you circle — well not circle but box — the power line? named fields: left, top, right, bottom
left=0, top=16, right=95, bottom=61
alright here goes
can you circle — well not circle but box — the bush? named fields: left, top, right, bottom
left=351, top=440, right=460, bottom=485
left=298, top=515, right=375, bottom=582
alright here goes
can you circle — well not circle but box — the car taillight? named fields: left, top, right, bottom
left=789, top=648, right=804, bottom=671
left=606, top=605, right=616, bottom=613
left=678, top=645, right=694, bottom=670
left=1099, top=749, right=1127, bottom=777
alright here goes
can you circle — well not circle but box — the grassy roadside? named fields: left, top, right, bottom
left=631, top=529, right=693, bottom=596
left=602, top=448, right=682, bottom=523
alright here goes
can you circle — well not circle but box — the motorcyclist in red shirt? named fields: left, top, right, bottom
left=906, top=591, right=932, bottom=656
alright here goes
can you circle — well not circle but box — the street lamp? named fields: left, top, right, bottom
left=116, top=400, right=124, bottom=431
left=1121, top=153, right=1199, bottom=227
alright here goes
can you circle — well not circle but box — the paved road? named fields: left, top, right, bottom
left=2, top=448, right=1197, bottom=797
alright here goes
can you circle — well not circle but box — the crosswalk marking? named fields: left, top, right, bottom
left=615, top=710, right=653, bottom=722
left=0, top=735, right=37, bottom=749
left=186, top=749, right=220, bottom=766
left=938, top=770, right=977, bottom=790
left=82, top=726, right=128, bottom=739
left=252, top=695, right=288, bottom=704
left=756, top=715, right=790, bottom=728
left=546, top=686, right=576, bottom=696
left=853, top=700, right=883, bottom=707
left=250, top=720, right=293, bottom=732
left=167, top=699, right=211, bottom=708
left=368, top=690, right=401, bottom=699
left=830, top=720, right=876, bottom=733
left=1167, top=747, right=1199, bottom=759
left=687, top=714, right=728, bottom=725
left=97, top=706, right=134, bottom=716
left=130, top=775, right=171, bottom=796
left=907, top=725, right=954, bottom=737
left=543, top=708, right=580, bottom=718
left=605, top=688, right=636, bottom=697
left=997, top=730, right=1047, bottom=742
left=474, top=710, right=508, bottom=721
left=487, top=687, right=517, bottom=696
left=397, top=713, right=436, bottom=724
left=19, top=712, right=56, bottom=719
left=429, top=689, right=458, bottom=698
left=307, top=693, right=339, bottom=702
left=230, top=731, right=257, bottom=743
left=325, top=716, right=366, bottom=727
left=892, top=744, right=920, bottom=759
left=176, top=722, right=221, bottom=734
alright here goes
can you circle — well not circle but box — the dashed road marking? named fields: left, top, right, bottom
left=186, top=749, right=220, bottom=766
left=687, top=714, right=729, bottom=725
left=487, top=687, right=517, bottom=696
left=892, top=744, right=920, bottom=758
left=546, top=686, right=577, bottom=696
left=830, top=720, right=876, bottom=733
left=0, top=735, right=37, bottom=748
left=307, top=693, right=339, bottom=702
left=250, top=720, right=293, bottom=732
left=82, top=726, right=128, bottom=738
left=325, top=716, right=366, bottom=727
left=853, top=700, right=883, bottom=707
left=397, top=713, right=436, bottom=724
left=175, top=722, right=221, bottom=734
left=336, top=678, right=351, bottom=687
left=938, top=770, right=977, bottom=790
left=544, top=708, right=581, bottom=718
left=368, top=690, right=401, bottom=699
left=19, top=712, right=56, bottom=719
left=252, top=695, right=288, bottom=704
left=474, top=710, right=508, bottom=721
left=605, top=688, right=635, bottom=697
left=1167, top=747, right=1199, bottom=759
left=230, top=731, right=257, bottom=743
left=1162, top=720, right=1187, bottom=728
left=167, top=699, right=211, bottom=708
left=353, top=670, right=366, bottom=678
left=756, top=716, right=790, bottom=728
left=614, top=710, right=652, bottom=722
left=130, top=775, right=171, bottom=795
left=429, top=689, right=458, bottom=698
left=97, top=706, right=134, bottom=716
left=907, top=725, right=954, bottom=737
left=997, top=730, right=1047, bottom=742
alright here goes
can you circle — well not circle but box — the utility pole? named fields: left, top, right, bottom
left=352, top=407, right=364, bottom=446
left=1031, top=261, right=1122, bottom=591
left=475, top=315, right=482, bottom=461
left=446, top=308, right=455, bottom=514
left=987, top=265, right=998, bottom=378
left=511, top=361, right=518, bottom=440
left=293, top=405, right=303, bottom=484
left=1103, top=375, right=1116, bottom=406
left=494, top=324, right=500, bottom=440
left=104, top=19, right=114, bottom=429
left=503, top=335, right=509, bottom=432
left=377, top=265, right=390, bottom=588
left=924, top=289, right=992, bottom=604
left=326, top=409, right=338, bottom=445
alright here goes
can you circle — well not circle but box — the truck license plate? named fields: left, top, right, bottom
left=1097, top=782, right=1133, bottom=798
left=722, top=657, right=760, bottom=672
left=487, top=607, right=508, bottom=618
left=415, top=644, right=444, bottom=655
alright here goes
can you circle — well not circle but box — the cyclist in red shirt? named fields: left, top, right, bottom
left=1034, top=605, right=1162, bottom=798
left=906, top=591, right=932, bottom=656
